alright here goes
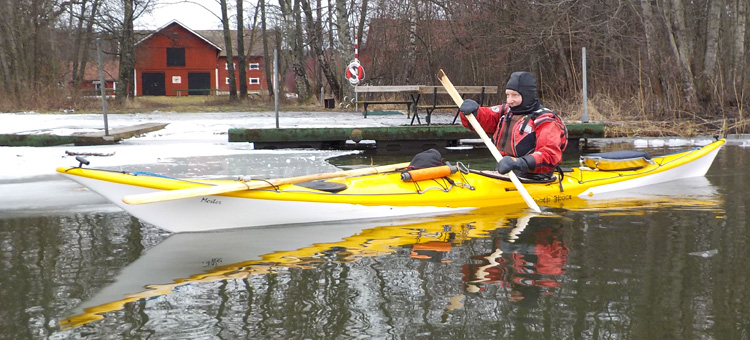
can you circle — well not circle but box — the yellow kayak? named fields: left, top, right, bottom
left=57, top=139, right=725, bottom=233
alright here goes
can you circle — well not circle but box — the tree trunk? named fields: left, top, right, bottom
left=665, top=0, right=698, bottom=110
left=75, top=0, right=100, bottom=90
left=220, top=0, right=237, bottom=100
left=335, top=0, right=353, bottom=100
left=703, top=0, right=722, bottom=78
left=288, top=0, right=309, bottom=100
left=300, top=0, right=341, bottom=100
left=116, top=0, right=135, bottom=101
left=71, top=0, right=89, bottom=89
left=404, top=0, right=417, bottom=84
left=236, top=0, right=247, bottom=99
left=260, top=0, right=274, bottom=97
left=732, top=0, right=747, bottom=98
left=702, top=0, right=722, bottom=102
left=0, top=0, right=20, bottom=97
left=638, top=0, right=660, bottom=71
left=356, top=0, right=368, bottom=55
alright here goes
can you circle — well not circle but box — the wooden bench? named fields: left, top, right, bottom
left=359, top=100, right=414, bottom=117
left=172, top=89, right=219, bottom=96
left=412, top=86, right=497, bottom=125
left=354, top=86, right=421, bottom=118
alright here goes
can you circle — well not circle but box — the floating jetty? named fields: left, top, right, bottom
left=229, top=122, right=604, bottom=152
left=0, top=123, right=169, bottom=147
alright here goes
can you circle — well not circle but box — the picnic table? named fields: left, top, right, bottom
left=354, top=85, right=498, bottom=125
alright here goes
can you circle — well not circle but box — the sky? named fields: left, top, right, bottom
left=136, top=0, right=226, bottom=31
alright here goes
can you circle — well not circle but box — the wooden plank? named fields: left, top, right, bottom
left=357, top=101, right=413, bottom=105
left=354, top=85, right=421, bottom=93
left=74, top=123, right=169, bottom=145
left=416, top=105, right=457, bottom=109
left=418, top=86, right=498, bottom=94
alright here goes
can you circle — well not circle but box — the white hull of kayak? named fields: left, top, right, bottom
left=61, top=174, right=469, bottom=233
left=579, top=144, right=721, bottom=198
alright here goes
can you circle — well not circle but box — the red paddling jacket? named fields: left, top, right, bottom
left=461, top=104, right=567, bottom=174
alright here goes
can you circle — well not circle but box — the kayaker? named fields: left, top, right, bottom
left=459, top=71, right=568, bottom=180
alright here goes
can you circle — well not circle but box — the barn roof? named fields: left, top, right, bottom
left=135, top=20, right=222, bottom=51
left=135, top=20, right=267, bottom=58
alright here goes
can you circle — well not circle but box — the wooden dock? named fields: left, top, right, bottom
left=229, top=122, right=604, bottom=152
left=0, top=123, right=169, bottom=147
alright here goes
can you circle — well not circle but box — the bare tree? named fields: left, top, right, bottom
left=96, top=0, right=154, bottom=101
left=665, top=0, right=699, bottom=110
left=280, top=0, right=309, bottom=99
left=0, top=0, right=70, bottom=100
left=237, top=0, right=248, bottom=99
left=70, top=0, right=102, bottom=89
left=300, top=0, right=342, bottom=100
left=731, top=0, right=747, bottom=100
left=335, top=0, right=354, bottom=99
left=260, top=0, right=274, bottom=97
left=220, top=0, right=237, bottom=100
left=702, top=0, right=722, bottom=102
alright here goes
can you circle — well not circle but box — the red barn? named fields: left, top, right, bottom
left=134, top=20, right=267, bottom=96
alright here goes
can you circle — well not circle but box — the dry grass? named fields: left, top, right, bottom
left=547, top=93, right=738, bottom=137
left=0, top=90, right=328, bottom=114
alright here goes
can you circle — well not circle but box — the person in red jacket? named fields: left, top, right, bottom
left=460, top=72, right=568, bottom=178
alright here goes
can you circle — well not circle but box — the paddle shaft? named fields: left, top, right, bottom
left=437, top=69, right=541, bottom=213
left=122, top=162, right=410, bottom=205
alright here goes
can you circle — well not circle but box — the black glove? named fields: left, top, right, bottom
left=495, top=155, right=534, bottom=174
left=459, top=99, right=479, bottom=116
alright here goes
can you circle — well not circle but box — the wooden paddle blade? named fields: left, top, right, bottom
left=437, top=69, right=465, bottom=106
left=122, top=162, right=410, bottom=205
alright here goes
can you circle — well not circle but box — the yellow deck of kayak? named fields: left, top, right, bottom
left=56, top=139, right=725, bottom=210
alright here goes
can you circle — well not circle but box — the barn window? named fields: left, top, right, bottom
left=167, top=48, right=185, bottom=67
left=249, top=63, right=260, bottom=70
left=249, top=77, right=260, bottom=84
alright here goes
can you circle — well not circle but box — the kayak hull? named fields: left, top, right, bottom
left=57, top=139, right=725, bottom=233
left=59, top=174, right=467, bottom=233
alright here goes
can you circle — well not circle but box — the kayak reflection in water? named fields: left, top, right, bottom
left=461, top=216, right=568, bottom=303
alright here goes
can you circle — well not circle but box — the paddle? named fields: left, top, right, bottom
left=437, top=69, right=541, bottom=213
left=122, top=162, right=410, bottom=205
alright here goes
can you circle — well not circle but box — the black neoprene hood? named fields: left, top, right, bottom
left=506, top=71, right=538, bottom=113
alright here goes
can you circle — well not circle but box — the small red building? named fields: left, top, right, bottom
left=61, top=61, right=118, bottom=96
left=134, top=20, right=267, bottom=96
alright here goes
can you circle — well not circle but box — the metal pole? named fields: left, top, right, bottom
left=581, top=47, right=589, bottom=123
left=96, top=38, right=109, bottom=135
left=320, top=87, right=324, bottom=107
left=274, top=49, right=279, bottom=128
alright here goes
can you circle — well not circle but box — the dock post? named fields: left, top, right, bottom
left=581, top=47, right=589, bottom=123
left=96, top=38, right=109, bottom=136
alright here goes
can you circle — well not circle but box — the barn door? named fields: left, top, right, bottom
left=188, top=73, right=211, bottom=95
left=142, top=73, right=165, bottom=96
